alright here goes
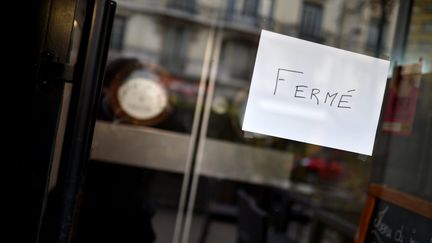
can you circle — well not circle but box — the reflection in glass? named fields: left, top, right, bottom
left=77, top=1, right=431, bottom=243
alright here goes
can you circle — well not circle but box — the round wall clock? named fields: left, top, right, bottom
left=104, top=58, right=171, bottom=126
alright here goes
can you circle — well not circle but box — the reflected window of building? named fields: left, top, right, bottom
left=226, top=0, right=260, bottom=25
left=110, top=16, right=126, bottom=50
left=243, top=0, right=259, bottom=18
left=160, top=26, right=188, bottom=74
left=300, top=2, right=323, bottom=42
left=226, top=0, right=235, bottom=19
left=366, top=19, right=387, bottom=51
left=221, top=39, right=256, bottom=81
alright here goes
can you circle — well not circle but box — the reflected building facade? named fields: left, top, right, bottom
left=110, top=0, right=399, bottom=83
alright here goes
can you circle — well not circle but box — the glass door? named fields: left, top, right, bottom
left=77, top=1, right=221, bottom=242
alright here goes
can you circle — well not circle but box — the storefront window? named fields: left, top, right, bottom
left=77, top=0, right=432, bottom=243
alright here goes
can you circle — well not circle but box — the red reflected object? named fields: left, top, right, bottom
left=293, top=157, right=344, bottom=182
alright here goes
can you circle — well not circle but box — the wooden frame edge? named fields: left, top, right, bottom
left=355, top=194, right=376, bottom=243
left=368, top=183, right=432, bottom=219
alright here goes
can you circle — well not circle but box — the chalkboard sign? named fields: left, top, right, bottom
left=365, top=199, right=432, bottom=243
left=356, top=184, right=432, bottom=243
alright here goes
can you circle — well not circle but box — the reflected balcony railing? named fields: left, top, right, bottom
left=119, top=0, right=273, bottom=30
left=166, top=0, right=197, bottom=13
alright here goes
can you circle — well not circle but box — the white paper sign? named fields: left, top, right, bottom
left=242, top=30, right=390, bottom=155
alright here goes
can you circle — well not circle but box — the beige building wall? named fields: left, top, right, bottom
left=124, top=15, right=162, bottom=53
left=198, top=0, right=225, bottom=9
left=322, top=0, right=343, bottom=34
left=322, top=0, right=344, bottom=46
left=259, top=0, right=275, bottom=18
left=338, top=9, right=359, bottom=51
left=273, top=0, right=301, bottom=25
left=187, top=28, right=209, bottom=61
left=185, top=28, right=211, bottom=75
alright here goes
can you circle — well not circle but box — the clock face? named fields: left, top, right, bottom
left=117, top=77, right=168, bottom=120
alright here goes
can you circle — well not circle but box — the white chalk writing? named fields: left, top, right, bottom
left=370, top=206, right=425, bottom=243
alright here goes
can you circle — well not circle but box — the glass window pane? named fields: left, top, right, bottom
left=79, top=1, right=432, bottom=243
